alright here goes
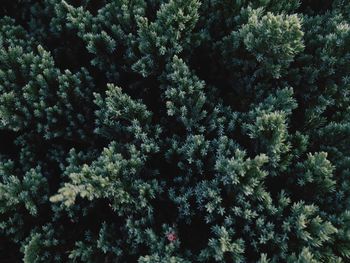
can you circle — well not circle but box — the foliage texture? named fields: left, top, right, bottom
left=0, top=0, right=350, bottom=262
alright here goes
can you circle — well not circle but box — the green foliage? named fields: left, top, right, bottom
left=1, top=0, right=350, bottom=262
left=132, top=0, right=200, bottom=76
left=296, top=152, right=336, bottom=194
left=163, top=56, right=207, bottom=131
left=220, top=9, right=304, bottom=79
left=50, top=142, right=162, bottom=217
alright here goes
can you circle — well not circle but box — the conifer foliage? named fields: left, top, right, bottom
left=0, top=0, right=350, bottom=262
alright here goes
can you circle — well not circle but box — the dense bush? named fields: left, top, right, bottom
left=1, top=0, right=350, bottom=262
